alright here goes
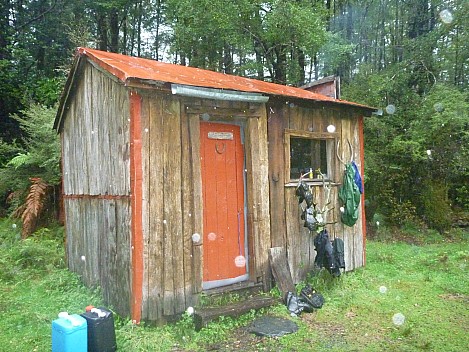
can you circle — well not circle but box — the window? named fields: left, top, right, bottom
left=285, top=130, right=337, bottom=183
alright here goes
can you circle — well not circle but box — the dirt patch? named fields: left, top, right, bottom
left=439, top=293, right=469, bottom=303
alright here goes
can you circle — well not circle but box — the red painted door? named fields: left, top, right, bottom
left=200, top=122, right=247, bottom=288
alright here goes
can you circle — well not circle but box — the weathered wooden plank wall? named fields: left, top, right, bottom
left=62, top=62, right=132, bottom=317
left=267, top=101, right=365, bottom=283
left=139, top=96, right=273, bottom=319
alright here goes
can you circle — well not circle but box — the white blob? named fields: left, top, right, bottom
left=191, top=233, right=201, bottom=243
left=144, top=128, right=149, bottom=133
left=386, top=104, right=396, bottom=114
left=433, top=102, right=444, bottom=112
left=392, top=313, right=405, bottom=326
left=340, top=206, right=345, bottom=213
left=426, top=150, right=432, bottom=156
left=376, top=221, right=380, bottom=227
left=207, top=232, right=217, bottom=241
left=379, top=285, right=387, bottom=294
left=327, top=124, right=336, bottom=133
left=12, top=224, right=17, bottom=229
left=439, top=9, right=453, bottom=24
left=163, top=219, right=167, bottom=224
left=186, top=306, right=194, bottom=316
left=234, top=255, right=246, bottom=268
left=81, top=255, right=86, bottom=262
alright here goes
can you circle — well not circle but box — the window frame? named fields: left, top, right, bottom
left=284, top=129, right=339, bottom=185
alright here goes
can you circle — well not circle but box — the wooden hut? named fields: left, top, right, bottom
left=54, top=48, right=375, bottom=323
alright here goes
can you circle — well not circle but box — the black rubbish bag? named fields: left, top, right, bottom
left=285, top=292, right=316, bottom=315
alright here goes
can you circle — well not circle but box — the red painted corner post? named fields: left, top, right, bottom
left=358, top=115, right=366, bottom=265
left=129, top=91, right=143, bottom=323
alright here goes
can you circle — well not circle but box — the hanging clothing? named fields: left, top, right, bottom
left=351, top=161, right=363, bottom=194
left=338, top=163, right=361, bottom=227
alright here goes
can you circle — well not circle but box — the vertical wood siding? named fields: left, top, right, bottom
left=61, top=60, right=365, bottom=321
left=267, top=102, right=365, bottom=283
left=62, top=63, right=131, bottom=317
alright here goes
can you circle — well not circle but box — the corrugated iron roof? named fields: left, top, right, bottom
left=76, top=47, right=373, bottom=110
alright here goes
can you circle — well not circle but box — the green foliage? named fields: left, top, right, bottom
left=420, top=180, right=452, bottom=233
left=1, top=219, right=468, bottom=351
left=0, top=104, right=60, bottom=208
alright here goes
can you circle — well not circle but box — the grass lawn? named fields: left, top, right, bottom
left=0, top=218, right=468, bottom=351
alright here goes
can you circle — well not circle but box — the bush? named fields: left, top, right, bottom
left=420, top=180, right=452, bottom=233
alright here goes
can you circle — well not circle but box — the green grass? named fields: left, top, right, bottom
left=1, top=219, right=468, bottom=351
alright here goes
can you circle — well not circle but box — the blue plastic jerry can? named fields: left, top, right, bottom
left=52, top=312, right=87, bottom=352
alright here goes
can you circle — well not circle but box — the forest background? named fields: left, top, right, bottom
left=0, top=0, right=468, bottom=235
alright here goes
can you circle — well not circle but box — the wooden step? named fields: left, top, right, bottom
left=193, top=295, right=280, bottom=331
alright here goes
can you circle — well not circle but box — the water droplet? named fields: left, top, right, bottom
left=191, top=233, right=201, bottom=243
left=385, top=104, right=396, bottom=114
left=207, top=232, right=217, bottom=241
left=433, top=102, right=444, bottom=112
left=439, top=9, right=453, bottom=24
left=234, top=255, right=246, bottom=268
left=379, top=285, right=387, bottom=294
left=392, top=313, right=405, bottom=326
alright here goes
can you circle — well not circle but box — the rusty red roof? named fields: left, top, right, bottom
left=75, top=47, right=373, bottom=110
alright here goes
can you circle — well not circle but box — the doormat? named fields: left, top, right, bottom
left=248, top=316, right=298, bottom=337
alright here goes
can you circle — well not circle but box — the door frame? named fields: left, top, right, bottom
left=185, top=102, right=271, bottom=294
left=199, top=121, right=249, bottom=290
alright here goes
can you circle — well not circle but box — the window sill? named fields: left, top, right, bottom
left=284, top=181, right=341, bottom=187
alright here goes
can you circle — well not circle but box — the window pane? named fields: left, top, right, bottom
left=290, top=137, right=328, bottom=179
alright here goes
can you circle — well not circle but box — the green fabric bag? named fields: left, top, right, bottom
left=338, top=163, right=361, bottom=226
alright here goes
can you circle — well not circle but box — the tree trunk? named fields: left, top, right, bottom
left=109, top=8, right=119, bottom=53
left=97, top=12, right=108, bottom=51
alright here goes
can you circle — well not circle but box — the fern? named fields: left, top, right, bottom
left=7, top=153, right=31, bottom=168
left=18, top=178, right=49, bottom=239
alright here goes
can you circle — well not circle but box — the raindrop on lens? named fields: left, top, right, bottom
left=379, top=286, right=387, bottom=294
left=385, top=104, right=396, bottom=114
left=439, top=9, right=453, bottom=24
left=433, top=102, right=444, bottom=112
left=207, top=232, right=217, bottom=241
left=392, top=313, right=405, bottom=326
left=191, top=233, right=201, bottom=243
left=234, top=255, right=246, bottom=268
